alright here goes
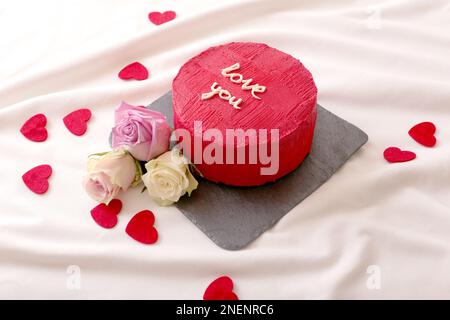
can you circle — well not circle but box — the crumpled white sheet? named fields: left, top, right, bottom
left=0, top=0, right=449, bottom=299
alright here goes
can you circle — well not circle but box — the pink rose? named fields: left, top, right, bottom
left=83, top=149, right=137, bottom=204
left=111, top=102, right=171, bottom=161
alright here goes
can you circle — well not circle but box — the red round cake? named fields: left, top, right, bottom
left=172, top=42, right=317, bottom=186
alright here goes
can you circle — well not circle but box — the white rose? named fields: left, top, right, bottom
left=83, top=149, right=138, bottom=204
left=142, top=149, right=198, bottom=206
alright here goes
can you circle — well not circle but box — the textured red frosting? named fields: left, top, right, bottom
left=172, top=42, right=317, bottom=186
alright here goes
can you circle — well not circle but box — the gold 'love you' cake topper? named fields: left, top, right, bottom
left=201, top=63, right=267, bottom=110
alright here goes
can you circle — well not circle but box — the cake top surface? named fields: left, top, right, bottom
left=172, top=42, right=317, bottom=138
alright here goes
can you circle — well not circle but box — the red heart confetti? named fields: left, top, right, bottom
left=63, top=109, right=92, bottom=136
left=118, top=62, right=149, bottom=81
left=203, top=276, right=239, bottom=300
left=20, top=114, right=48, bottom=142
left=90, top=199, right=123, bottom=229
left=22, top=164, right=52, bottom=194
left=383, top=147, right=416, bottom=163
left=126, top=210, right=158, bottom=244
left=148, top=11, right=176, bottom=25
left=408, top=121, right=437, bottom=147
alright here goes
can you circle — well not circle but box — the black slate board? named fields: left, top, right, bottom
left=147, top=92, right=368, bottom=250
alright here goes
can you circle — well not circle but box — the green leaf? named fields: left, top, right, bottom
left=88, top=151, right=109, bottom=158
left=189, top=163, right=203, bottom=178
left=131, top=159, right=144, bottom=188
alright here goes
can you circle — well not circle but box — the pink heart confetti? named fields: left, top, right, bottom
left=148, top=11, right=176, bottom=25
left=63, top=109, right=92, bottom=136
left=118, top=62, right=149, bottom=81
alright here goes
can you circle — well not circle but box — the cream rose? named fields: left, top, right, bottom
left=142, top=149, right=198, bottom=206
left=83, top=149, right=138, bottom=204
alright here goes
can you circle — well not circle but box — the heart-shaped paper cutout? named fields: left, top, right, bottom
left=22, top=164, right=52, bottom=194
left=90, top=199, right=122, bottom=229
left=126, top=210, right=158, bottom=244
left=148, top=11, right=176, bottom=25
left=203, top=276, right=239, bottom=300
left=20, top=114, right=48, bottom=142
left=408, top=122, right=436, bottom=147
left=118, top=62, right=149, bottom=81
left=383, top=147, right=416, bottom=163
left=63, top=109, right=92, bottom=136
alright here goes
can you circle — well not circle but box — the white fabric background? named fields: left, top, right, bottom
left=0, top=0, right=449, bottom=299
